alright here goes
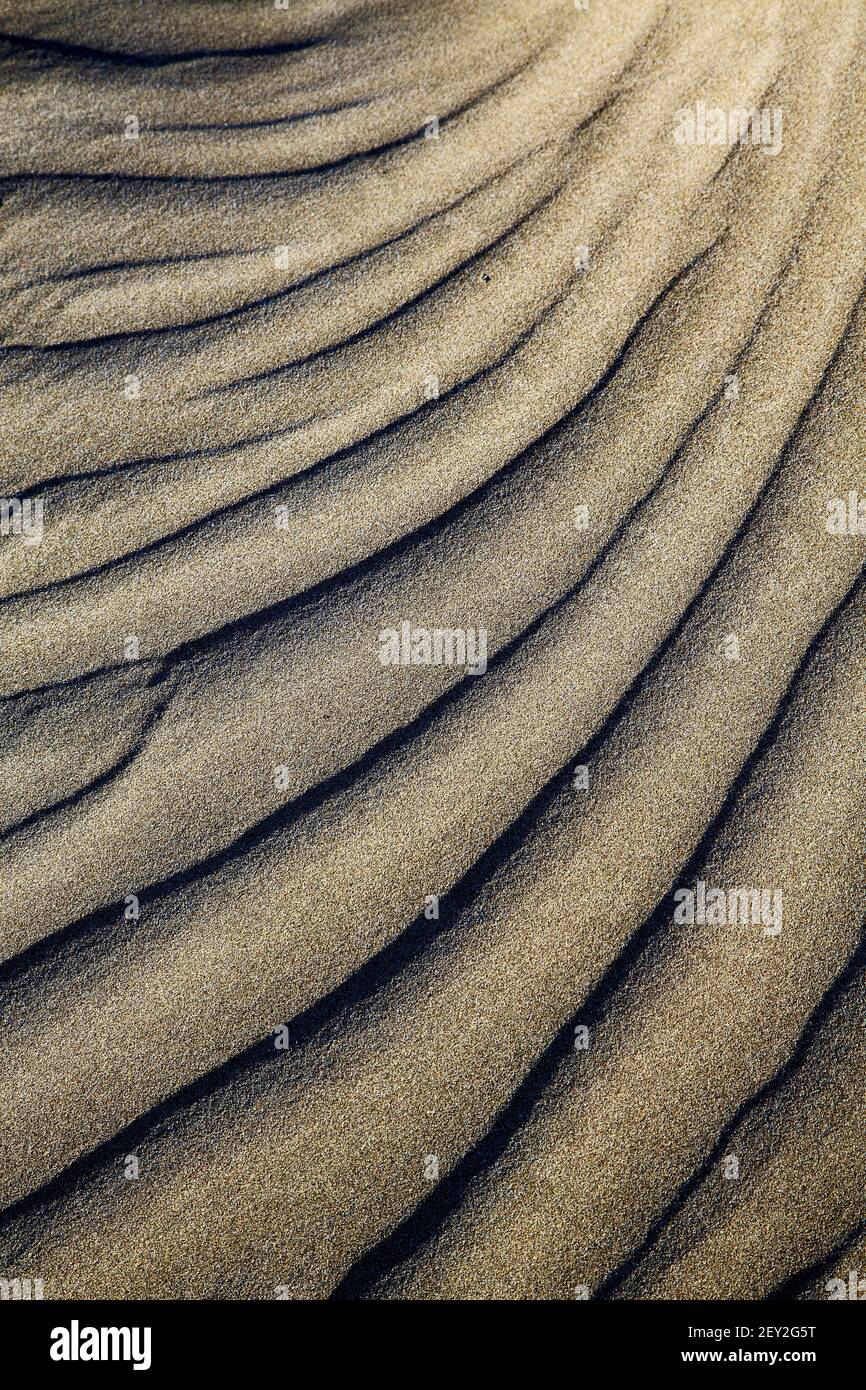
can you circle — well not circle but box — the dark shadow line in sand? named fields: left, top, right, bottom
left=8, top=418, right=318, bottom=511
left=0, top=656, right=168, bottom=714
left=150, top=94, right=381, bottom=134
left=707, top=72, right=789, bottom=190
left=0, top=677, right=178, bottom=846
left=15, top=246, right=256, bottom=292
left=767, top=1220, right=866, bottom=1301
left=0, top=30, right=330, bottom=67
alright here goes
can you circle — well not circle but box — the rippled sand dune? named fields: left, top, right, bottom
left=0, top=0, right=864, bottom=1300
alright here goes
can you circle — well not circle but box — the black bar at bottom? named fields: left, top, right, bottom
left=5, top=1297, right=861, bottom=1375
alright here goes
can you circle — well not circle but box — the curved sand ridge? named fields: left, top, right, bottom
left=0, top=0, right=864, bottom=1299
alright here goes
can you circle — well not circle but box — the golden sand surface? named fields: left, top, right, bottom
left=0, top=0, right=864, bottom=1299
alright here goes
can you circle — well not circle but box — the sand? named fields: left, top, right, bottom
left=0, top=0, right=864, bottom=1300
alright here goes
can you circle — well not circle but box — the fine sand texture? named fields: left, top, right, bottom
left=0, top=0, right=864, bottom=1300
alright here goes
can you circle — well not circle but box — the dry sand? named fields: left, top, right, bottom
left=0, top=0, right=864, bottom=1299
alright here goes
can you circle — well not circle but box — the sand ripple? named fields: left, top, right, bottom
left=0, top=0, right=864, bottom=1299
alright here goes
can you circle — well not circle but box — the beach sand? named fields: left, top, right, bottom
left=0, top=0, right=864, bottom=1299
